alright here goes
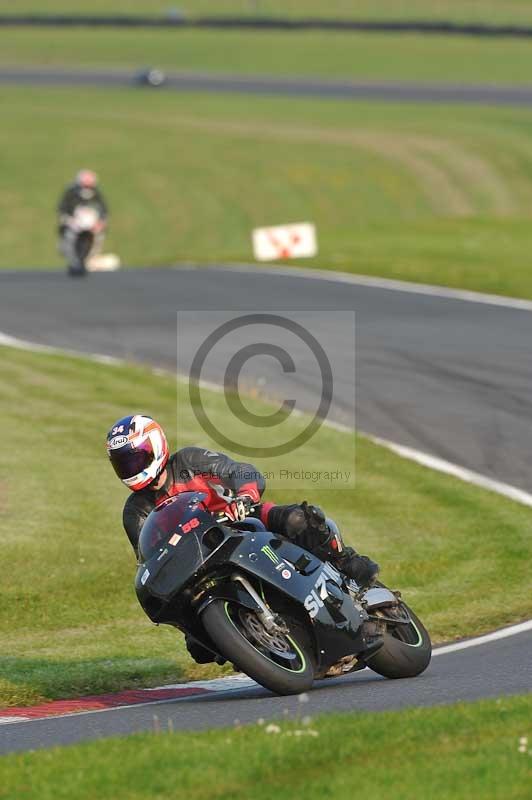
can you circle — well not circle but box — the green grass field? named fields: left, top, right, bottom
left=1, top=344, right=531, bottom=707
left=2, top=85, right=532, bottom=298
left=5, top=26, right=532, bottom=85
left=3, top=0, right=532, bottom=25
left=1, top=696, right=530, bottom=800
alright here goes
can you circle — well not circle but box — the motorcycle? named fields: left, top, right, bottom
left=135, top=492, right=432, bottom=695
left=60, top=205, right=106, bottom=277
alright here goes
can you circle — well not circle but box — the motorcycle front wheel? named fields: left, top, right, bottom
left=202, top=599, right=315, bottom=695
left=67, top=263, right=86, bottom=277
left=365, top=603, right=432, bottom=679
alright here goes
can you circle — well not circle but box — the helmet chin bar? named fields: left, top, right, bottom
left=124, top=466, right=158, bottom=492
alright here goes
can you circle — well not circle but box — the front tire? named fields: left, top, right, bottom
left=201, top=599, right=315, bottom=695
left=365, top=604, right=431, bottom=679
left=67, top=263, right=86, bottom=277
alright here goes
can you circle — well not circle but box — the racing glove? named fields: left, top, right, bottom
left=224, top=495, right=254, bottom=522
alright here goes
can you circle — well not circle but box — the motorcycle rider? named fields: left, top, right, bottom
left=57, top=169, right=108, bottom=269
left=106, top=414, right=379, bottom=663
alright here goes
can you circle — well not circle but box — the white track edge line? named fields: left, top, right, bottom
left=185, top=262, right=532, bottom=312
left=366, top=434, right=532, bottom=508
left=150, top=675, right=256, bottom=692
left=0, top=331, right=124, bottom=365
left=432, top=620, right=532, bottom=656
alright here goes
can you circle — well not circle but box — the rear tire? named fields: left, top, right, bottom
left=202, top=599, right=315, bottom=695
left=365, top=604, right=431, bottom=679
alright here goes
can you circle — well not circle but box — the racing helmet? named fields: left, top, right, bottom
left=106, top=414, right=169, bottom=491
left=75, top=169, right=98, bottom=189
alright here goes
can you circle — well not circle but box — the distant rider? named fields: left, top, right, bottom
left=106, top=414, right=379, bottom=663
left=57, top=170, right=108, bottom=267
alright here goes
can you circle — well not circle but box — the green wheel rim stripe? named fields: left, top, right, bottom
left=224, top=602, right=307, bottom=674
left=401, top=618, right=424, bottom=648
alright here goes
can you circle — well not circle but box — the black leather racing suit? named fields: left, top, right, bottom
left=123, top=447, right=266, bottom=556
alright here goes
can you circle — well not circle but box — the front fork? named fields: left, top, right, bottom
left=231, top=573, right=288, bottom=633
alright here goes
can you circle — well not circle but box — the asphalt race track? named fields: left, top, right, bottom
left=1, top=266, right=532, bottom=490
left=1, top=265, right=531, bottom=752
left=4, top=67, right=532, bottom=107
left=2, top=631, right=531, bottom=755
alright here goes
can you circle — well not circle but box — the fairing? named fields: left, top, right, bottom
left=135, top=493, right=371, bottom=670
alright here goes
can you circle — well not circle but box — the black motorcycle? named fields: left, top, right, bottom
left=135, top=492, right=432, bottom=695
left=60, top=205, right=104, bottom=277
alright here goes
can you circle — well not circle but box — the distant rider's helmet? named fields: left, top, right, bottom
left=75, top=169, right=98, bottom=189
left=106, top=414, right=169, bottom=491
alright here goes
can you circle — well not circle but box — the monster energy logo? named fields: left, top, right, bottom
left=261, top=545, right=279, bottom=564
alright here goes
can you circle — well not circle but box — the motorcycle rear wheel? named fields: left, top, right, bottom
left=202, top=599, right=315, bottom=695
left=365, top=603, right=431, bottom=679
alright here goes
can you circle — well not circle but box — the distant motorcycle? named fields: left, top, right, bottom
left=60, top=205, right=106, bottom=276
left=135, top=492, right=432, bottom=696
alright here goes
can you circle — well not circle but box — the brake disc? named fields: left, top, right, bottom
left=239, top=609, right=293, bottom=656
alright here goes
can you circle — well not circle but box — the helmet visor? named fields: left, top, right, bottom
left=110, top=439, right=154, bottom=481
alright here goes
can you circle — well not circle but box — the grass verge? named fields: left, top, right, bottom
left=1, top=696, right=531, bottom=799
left=1, top=344, right=531, bottom=707
left=3, top=86, right=532, bottom=298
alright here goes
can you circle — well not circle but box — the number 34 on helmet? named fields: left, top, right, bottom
left=106, top=414, right=169, bottom=491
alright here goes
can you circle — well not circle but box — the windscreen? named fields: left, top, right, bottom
left=138, top=492, right=207, bottom=562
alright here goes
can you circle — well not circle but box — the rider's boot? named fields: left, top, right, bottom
left=333, top=548, right=380, bottom=588
left=270, top=502, right=379, bottom=588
